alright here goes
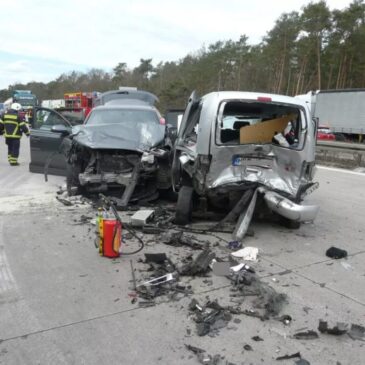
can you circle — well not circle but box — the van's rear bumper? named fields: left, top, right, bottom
left=263, top=190, right=319, bottom=222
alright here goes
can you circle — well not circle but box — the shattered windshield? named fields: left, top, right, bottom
left=86, top=108, right=160, bottom=125
left=73, top=107, right=165, bottom=151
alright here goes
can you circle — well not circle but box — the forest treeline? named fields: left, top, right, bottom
left=1, top=0, right=364, bottom=110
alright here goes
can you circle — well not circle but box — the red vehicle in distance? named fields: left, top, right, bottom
left=317, top=125, right=336, bottom=141
left=64, top=92, right=99, bottom=120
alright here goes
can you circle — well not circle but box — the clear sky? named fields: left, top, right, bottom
left=0, top=0, right=354, bottom=89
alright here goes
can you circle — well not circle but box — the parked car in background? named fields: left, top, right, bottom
left=317, top=126, right=336, bottom=141
left=172, top=91, right=319, bottom=229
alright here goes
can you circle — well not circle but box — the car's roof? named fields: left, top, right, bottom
left=202, top=91, right=307, bottom=108
left=92, top=103, right=157, bottom=112
left=93, top=89, right=159, bottom=107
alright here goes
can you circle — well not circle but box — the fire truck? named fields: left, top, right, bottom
left=37, top=92, right=99, bottom=125
left=58, top=91, right=100, bottom=124
left=64, top=91, right=97, bottom=118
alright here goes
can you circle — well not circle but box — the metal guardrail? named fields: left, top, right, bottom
left=316, top=140, right=365, bottom=152
left=316, top=140, right=365, bottom=168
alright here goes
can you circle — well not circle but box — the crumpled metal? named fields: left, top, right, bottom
left=71, top=122, right=165, bottom=152
left=210, top=164, right=301, bottom=197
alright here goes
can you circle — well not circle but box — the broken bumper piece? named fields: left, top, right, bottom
left=262, top=190, right=319, bottom=222
left=78, top=172, right=133, bottom=186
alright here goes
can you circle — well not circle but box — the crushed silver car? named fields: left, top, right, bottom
left=62, top=89, right=172, bottom=207
left=172, top=91, right=319, bottom=233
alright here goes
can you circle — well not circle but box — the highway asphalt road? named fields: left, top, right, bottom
left=0, top=137, right=364, bottom=364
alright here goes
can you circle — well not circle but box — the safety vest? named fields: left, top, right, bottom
left=0, top=111, right=30, bottom=139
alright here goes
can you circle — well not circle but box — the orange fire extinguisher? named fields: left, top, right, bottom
left=96, top=194, right=144, bottom=258
left=97, top=209, right=122, bottom=258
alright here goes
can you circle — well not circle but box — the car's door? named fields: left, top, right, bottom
left=176, top=91, right=199, bottom=143
left=172, top=92, right=201, bottom=189
left=165, top=109, right=185, bottom=145
left=165, top=109, right=185, bottom=130
left=29, top=107, right=72, bottom=176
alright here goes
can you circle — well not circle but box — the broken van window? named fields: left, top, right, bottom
left=216, top=101, right=304, bottom=149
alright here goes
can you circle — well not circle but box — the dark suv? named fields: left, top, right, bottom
left=30, top=89, right=173, bottom=206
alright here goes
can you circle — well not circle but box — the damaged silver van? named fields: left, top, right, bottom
left=172, top=91, right=319, bottom=231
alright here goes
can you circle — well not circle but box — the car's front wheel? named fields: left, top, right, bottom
left=175, top=186, right=194, bottom=225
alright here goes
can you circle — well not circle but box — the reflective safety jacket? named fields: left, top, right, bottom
left=0, top=110, right=30, bottom=139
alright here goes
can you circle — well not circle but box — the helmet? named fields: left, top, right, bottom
left=11, top=103, right=22, bottom=111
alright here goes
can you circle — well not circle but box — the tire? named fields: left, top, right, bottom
left=279, top=216, right=301, bottom=229
left=175, top=186, right=194, bottom=225
left=156, top=162, right=172, bottom=190
left=159, top=188, right=178, bottom=202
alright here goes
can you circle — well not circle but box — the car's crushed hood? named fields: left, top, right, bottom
left=71, top=122, right=166, bottom=151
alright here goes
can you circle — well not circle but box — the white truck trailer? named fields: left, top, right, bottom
left=41, top=99, right=65, bottom=109
left=296, top=89, right=365, bottom=142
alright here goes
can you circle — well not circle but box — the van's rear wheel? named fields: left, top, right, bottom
left=175, top=186, right=194, bottom=225
left=279, top=216, right=301, bottom=229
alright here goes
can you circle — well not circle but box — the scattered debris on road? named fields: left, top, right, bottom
left=227, top=241, right=241, bottom=250
left=185, top=344, right=224, bottom=365
left=188, top=299, right=233, bottom=337
left=55, top=191, right=92, bottom=207
left=348, top=324, right=365, bottom=341
left=211, top=261, right=231, bottom=276
left=131, top=209, right=155, bottom=226
left=160, top=230, right=206, bottom=250
left=56, top=196, right=73, bottom=206
left=180, top=249, right=216, bottom=276
left=276, top=351, right=301, bottom=360
left=144, top=253, right=168, bottom=264
left=293, top=330, right=319, bottom=340
left=51, top=175, right=363, bottom=364
left=317, top=320, right=365, bottom=340
left=277, top=314, right=292, bottom=325
left=231, top=246, right=259, bottom=261
left=251, top=335, right=264, bottom=342
left=295, top=359, right=311, bottom=365
left=318, top=320, right=348, bottom=335
left=325, top=246, right=348, bottom=259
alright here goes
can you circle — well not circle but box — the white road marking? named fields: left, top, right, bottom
left=0, top=220, right=18, bottom=294
left=317, top=165, right=365, bottom=176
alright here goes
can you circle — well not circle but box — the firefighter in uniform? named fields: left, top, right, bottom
left=0, top=103, right=30, bottom=166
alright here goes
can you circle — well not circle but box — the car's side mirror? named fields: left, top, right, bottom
left=51, top=124, right=70, bottom=136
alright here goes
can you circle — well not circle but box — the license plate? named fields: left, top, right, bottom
left=232, top=156, right=245, bottom=166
